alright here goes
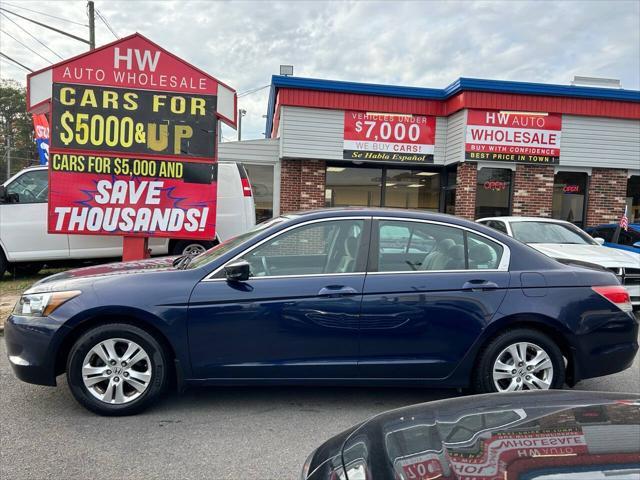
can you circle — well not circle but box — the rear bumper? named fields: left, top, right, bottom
left=4, top=314, right=64, bottom=386
left=571, top=312, right=639, bottom=383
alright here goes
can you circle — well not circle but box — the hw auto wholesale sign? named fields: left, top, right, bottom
left=27, top=33, right=236, bottom=243
left=344, top=111, right=436, bottom=164
left=465, top=109, right=562, bottom=164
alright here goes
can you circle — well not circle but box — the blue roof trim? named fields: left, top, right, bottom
left=265, top=75, right=640, bottom=138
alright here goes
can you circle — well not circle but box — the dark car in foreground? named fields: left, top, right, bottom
left=4, top=208, right=639, bottom=415
left=301, top=390, right=640, bottom=480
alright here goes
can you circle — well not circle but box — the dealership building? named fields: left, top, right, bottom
left=220, top=76, right=640, bottom=227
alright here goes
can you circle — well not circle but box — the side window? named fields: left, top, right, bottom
left=619, top=230, right=635, bottom=246
left=488, top=221, right=508, bottom=234
left=378, top=221, right=464, bottom=272
left=5, top=170, right=49, bottom=203
left=594, top=227, right=614, bottom=242
left=241, top=219, right=364, bottom=277
left=377, top=221, right=505, bottom=272
left=467, top=232, right=503, bottom=270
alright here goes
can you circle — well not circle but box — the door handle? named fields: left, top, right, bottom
left=318, top=286, right=359, bottom=297
left=462, top=280, right=499, bottom=291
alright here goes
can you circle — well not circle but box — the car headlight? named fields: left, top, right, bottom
left=13, top=290, right=81, bottom=317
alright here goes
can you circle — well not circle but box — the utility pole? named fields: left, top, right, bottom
left=88, top=1, right=95, bottom=50
left=238, top=109, right=247, bottom=141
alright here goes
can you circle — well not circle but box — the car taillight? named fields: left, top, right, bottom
left=592, top=285, right=633, bottom=313
left=241, top=177, right=252, bottom=197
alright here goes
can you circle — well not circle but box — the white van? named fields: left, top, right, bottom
left=0, top=162, right=255, bottom=276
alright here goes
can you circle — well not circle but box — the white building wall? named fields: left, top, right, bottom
left=218, top=138, right=280, bottom=164
left=280, top=106, right=344, bottom=160
left=280, top=106, right=448, bottom=165
left=559, top=115, right=640, bottom=170
left=445, top=109, right=467, bottom=165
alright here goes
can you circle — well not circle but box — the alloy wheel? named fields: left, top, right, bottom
left=81, top=338, right=152, bottom=404
left=492, top=341, right=554, bottom=392
left=182, top=243, right=206, bottom=256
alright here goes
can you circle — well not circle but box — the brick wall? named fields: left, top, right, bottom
left=455, top=162, right=477, bottom=220
left=512, top=164, right=555, bottom=217
left=280, top=159, right=326, bottom=214
left=586, top=168, right=628, bottom=226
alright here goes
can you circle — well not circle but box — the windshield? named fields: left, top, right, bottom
left=511, top=221, right=596, bottom=245
left=184, top=216, right=291, bottom=269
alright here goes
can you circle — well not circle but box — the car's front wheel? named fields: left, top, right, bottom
left=66, top=323, right=168, bottom=415
left=474, top=328, right=565, bottom=393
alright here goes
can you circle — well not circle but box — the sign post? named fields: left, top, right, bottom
left=26, top=33, right=237, bottom=261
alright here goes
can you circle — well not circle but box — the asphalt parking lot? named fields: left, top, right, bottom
left=1, top=334, right=638, bottom=480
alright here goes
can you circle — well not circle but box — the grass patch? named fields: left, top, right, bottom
left=1, top=268, right=69, bottom=296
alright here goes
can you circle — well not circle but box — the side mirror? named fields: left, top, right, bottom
left=633, top=241, right=640, bottom=249
left=224, top=259, right=251, bottom=282
left=0, top=185, right=5, bottom=202
left=594, top=237, right=605, bottom=246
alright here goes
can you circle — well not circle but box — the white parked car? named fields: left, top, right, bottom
left=477, top=216, right=640, bottom=308
left=0, top=163, right=255, bottom=277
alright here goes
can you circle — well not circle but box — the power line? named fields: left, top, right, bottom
left=0, top=28, right=53, bottom=64
left=0, top=51, right=33, bottom=72
left=0, top=7, right=90, bottom=45
left=95, top=8, right=118, bottom=39
left=3, top=1, right=88, bottom=27
left=0, top=12, right=64, bottom=60
left=238, top=84, right=270, bottom=97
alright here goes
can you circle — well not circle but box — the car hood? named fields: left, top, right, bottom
left=308, top=391, right=640, bottom=480
left=530, top=243, right=640, bottom=268
left=27, top=257, right=178, bottom=293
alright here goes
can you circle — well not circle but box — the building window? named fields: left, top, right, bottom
left=384, top=169, right=440, bottom=211
left=325, top=164, right=441, bottom=210
left=243, top=164, right=274, bottom=223
left=475, top=168, right=512, bottom=218
left=325, top=166, right=381, bottom=207
left=552, top=171, right=588, bottom=227
left=627, top=176, right=640, bottom=223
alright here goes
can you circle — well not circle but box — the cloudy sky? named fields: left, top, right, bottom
left=1, top=0, right=639, bottom=140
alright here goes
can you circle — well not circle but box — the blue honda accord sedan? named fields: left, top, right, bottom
left=4, top=208, right=638, bottom=415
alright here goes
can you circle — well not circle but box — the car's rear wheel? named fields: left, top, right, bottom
left=474, top=328, right=565, bottom=393
left=171, top=240, right=213, bottom=256
left=66, top=323, right=168, bottom=415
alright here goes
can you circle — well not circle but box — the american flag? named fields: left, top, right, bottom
left=619, top=206, right=629, bottom=231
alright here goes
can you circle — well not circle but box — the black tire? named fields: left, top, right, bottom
left=66, top=323, right=168, bottom=416
left=12, top=262, right=44, bottom=276
left=473, top=328, right=565, bottom=394
left=171, top=240, right=214, bottom=256
left=0, top=250, right=7, bottom=278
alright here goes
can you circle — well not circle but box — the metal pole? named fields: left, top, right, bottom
left=238, top=109, right=242, bottom=141
left=6, top=135, right=11, bottom=180
left=88, top=1, right=95, bottom=50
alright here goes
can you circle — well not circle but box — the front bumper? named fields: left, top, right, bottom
left=4, top=314, right=67, bottom=386
left=624, top=283, right=640, bottom=308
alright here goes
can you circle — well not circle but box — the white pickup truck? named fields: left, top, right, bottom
left=0, top=162, right=255, bottom=277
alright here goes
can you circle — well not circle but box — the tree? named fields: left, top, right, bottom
left=0, top=79, right=37, bottom=181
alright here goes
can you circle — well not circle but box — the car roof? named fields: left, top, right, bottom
left=476, top=216, right=572, bottom=224
left=291, top=207, right=481, bottom=226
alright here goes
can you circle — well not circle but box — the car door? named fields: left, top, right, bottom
left=187, top=217, right=370, bottom=379
left=358, top=218, right=510, bottom=379
left=0, top=169, right=69, bottom=261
